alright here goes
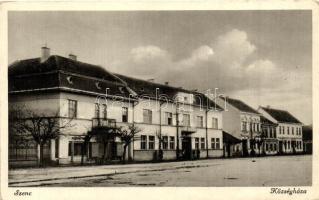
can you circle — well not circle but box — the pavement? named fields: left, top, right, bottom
left=8, top=155, right=312, bottom=187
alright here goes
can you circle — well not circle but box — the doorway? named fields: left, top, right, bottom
left=182, top=137, right=192, bottom=160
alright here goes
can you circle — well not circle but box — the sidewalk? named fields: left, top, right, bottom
left=8, top=159, right=222, bottom=186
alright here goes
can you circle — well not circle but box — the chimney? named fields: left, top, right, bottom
left=40, top=46, right=50, bottom=63
left=69, top=54, right=77, bottom=61
left=147, top=78, right=154, bottom=82
left=165, top=81, right=169, bottom=85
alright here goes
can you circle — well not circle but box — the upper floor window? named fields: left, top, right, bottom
left=94, top=103, right=100, bottom=118
left=122, top=107, right=128, bottom=122
left=143, top=109, right=152, bottom=124
left=292, top=127, right=294, bottom=135
left=197, top=116, right=204, bottom=128
left=241, top=121, right=247, bottom=131
left=102, top=104, right=107, bottom=119
left=212, top=117, right=218, bottom=129
left=287, top=127, right=290, bottom=135
left=165, top=112, right=173, bottom=125
left=182, top=114, right=190, bottom=126
left=68, top=99, right=77, bottom=118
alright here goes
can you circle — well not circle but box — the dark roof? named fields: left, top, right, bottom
left=260, top=116, right=277, bottom=126
left=9, top=56, right=119, bottom=81
left=261, top=107, right=302, bottom=124
left=8, top=55, right=222, bottom=109
left=222, top=131, right=241, bottom=144
left=220, top=96, right=259, bottom=114
left=8, top=56, right=133, bottom=97
left=116, top=74, right=222, bottom=109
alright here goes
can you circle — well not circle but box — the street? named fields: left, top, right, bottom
left=9, top=155, right=312, bottom=187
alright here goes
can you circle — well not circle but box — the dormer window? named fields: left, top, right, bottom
left=118, top=86, right=124, bottom=94
left=66, top=76, right=73, bottom=84
left=95, top=82, right=101, bottom=89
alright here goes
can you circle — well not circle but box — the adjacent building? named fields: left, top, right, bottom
left=258, top=106, right=303, bottom=154
left=215, top=96, right=262, bottom=157
left=8, top=47, right=224, bottom=166
left=260, top=116, right=278, bottom=155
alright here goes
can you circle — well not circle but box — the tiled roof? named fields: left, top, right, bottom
left=260, top=107, right=302, bottom=124
left=8, top=55, right=222, bottom=109
left=260, top=116, right=277, bottom=125
left=116, top=74, right=222, bottom=109
left=220, top=96, right=259, bottom=114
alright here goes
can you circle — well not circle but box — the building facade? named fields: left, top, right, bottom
left=260, top=116, right=278, bottom=155
left=215, top=97, right=262, bottom=157
left=258, top=106, right=303, bottom=154
left=8, top=47, right=224, bottom=166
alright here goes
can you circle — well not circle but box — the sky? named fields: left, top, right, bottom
left=8, top=11, right=312, bottom=124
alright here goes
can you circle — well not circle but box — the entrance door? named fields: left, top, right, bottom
left=182, top=137, right=192, bottom=160
left=278, top=141, right=283, bottom=154
left=242, top=139, right=248, bottom=157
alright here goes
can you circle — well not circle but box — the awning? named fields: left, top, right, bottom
left=223, top=131, right=242, bottom=144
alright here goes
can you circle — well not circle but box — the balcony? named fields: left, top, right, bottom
left=92, top=118, right=116, bottom=128
left=180, top=126, right=197, bottom=133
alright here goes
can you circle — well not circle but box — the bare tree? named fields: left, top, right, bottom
left=155, top=131, right=164, bottom=161
left=116, top=124, right=141, bottom=163
left=9, top=105, right=73, bottom=167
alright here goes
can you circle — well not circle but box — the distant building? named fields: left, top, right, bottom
left=302, top=125, right=312, bottom=154
left=258, top=106, right=303, bottom=154
left=216, top=97, right=262, bottom=157
left=260, top=116, right=278, bottom=155
left=8, top=47, right=224, bottom=167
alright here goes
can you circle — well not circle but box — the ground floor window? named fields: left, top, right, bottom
left=195, top=138, right=199, bottom=149
left=68, top=142, right=85, bottom=156
left=148, top=136, right=155, bottom=150
left=211, top=138, right=215, bottom=149
left=200, top=138, right=205, bottom=149
left=163, top=136, right=168, bottom=150
left=169, top=136, right=175, bottom=149
left=216, top=138, right=220, bottom=149
left=141, top=135, right=147, bottom=150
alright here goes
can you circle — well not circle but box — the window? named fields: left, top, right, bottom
left=95, top=103, right=100, bottom=118
left=162, top=136, right=168, bottom=150
left=201, top=138, right=205, bottom=149
left=292, top=127, right=294, bottom=135
left=270, top=143, right=273, bottom=151
left=274, top=144, right=277, bottom=151
left=143, top=109, right=152, bottom=124
left=241, top=121, right=247, bottom=131
left=211, top=138, right=216, bottom=149
left=165, top=112, right=173, bottom=125
left=102, top=104, right=107, bottom=119
left=122, top=107, right=128, bottom=122
left=169, top=136, right=175, bottom=149
left=182, top=114, right=190, bottom=126
left=197, top=116, right=204, bottom=127
left=216, top=138, right=220, bottom=149
left=287, top=127, right=290, bottom=135
left=68, top=142, right=84, bottom=156
left=274, top=128, right=277, bottom=138
left=68, top=99, right=77, bottom=118
left=55, top=138, right=59, bottom=158
left=148, top=136, right=155, bottom=150
left=212, top=118, right=218, bottom=129
left=266, top=143, right=269, bottom=151
left=195, top=138, right=199, bottom=149
left=288, top=141, right=291, bottom=149
left=141, top=135, right=147, bottom=150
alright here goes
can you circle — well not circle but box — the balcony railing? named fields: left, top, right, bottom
left=92, top=118, right=116, bottom=128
